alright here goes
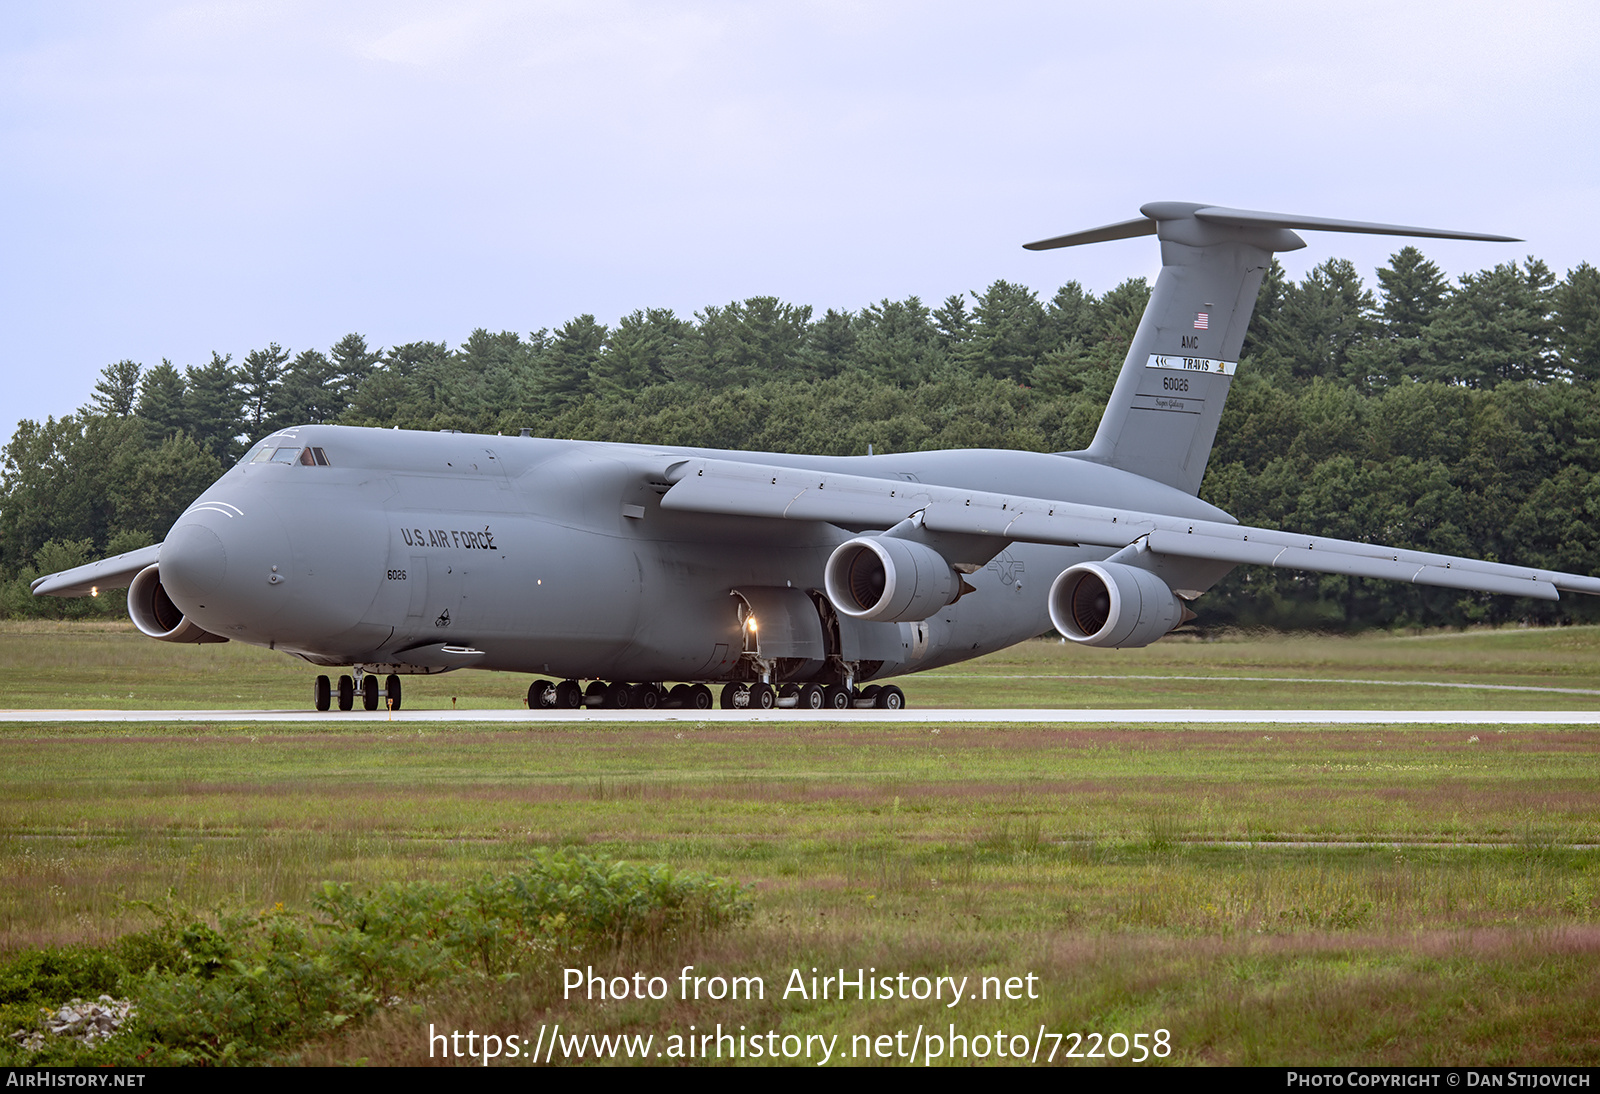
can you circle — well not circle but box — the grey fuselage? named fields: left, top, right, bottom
left=160, top=424, right=1234, bottom=684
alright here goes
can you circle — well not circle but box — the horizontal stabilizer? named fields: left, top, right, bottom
left=1188, top=205, right=1521, bottom=243
left=1025, top=202, right=1520, bottom=251
left=1023, top=217, right=1157, bottom=251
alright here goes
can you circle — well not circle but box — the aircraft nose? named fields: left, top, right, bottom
left=160, top=523, right=228, bottom=603
left=158, top=496, right=291, bottom=632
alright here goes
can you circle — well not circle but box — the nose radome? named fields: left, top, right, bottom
left=161, top=522, right=228, bottom=603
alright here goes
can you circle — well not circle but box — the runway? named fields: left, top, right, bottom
left=3, top=707, right=1598, bottom=725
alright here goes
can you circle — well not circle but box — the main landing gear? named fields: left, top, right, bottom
left=718, top=682, right=904, bottom=709
left=526, top=680, right=715, bottom=710
left=313, top=671, right=402, bottom=712
left=521, top=679, right=907, bottom=711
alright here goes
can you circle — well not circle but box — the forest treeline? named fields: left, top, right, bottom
left=5, top=247, right=1600, bottom=630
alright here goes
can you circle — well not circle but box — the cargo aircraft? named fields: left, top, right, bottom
left=34, top=202, right=1600, bottom=712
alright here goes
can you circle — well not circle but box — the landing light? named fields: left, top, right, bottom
left=90, top=586, right=98, bottom=597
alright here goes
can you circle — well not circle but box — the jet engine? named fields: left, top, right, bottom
left=126, top=564, right=227, bottom=644
left=823, top=536, right=960, bottom=623
left=1048, top=562, right=1184, bottom=648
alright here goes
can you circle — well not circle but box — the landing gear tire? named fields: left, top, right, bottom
left=875, top=685, right=906, bottom=710
left=337, top=675, right=355, bottom=711
left=385, top=674, right=402, bottom=711
left=553, top=680, right=583, bottom=709
left=822, top=685, right=851, bottom=710
left=314, top=675, right=331, bottom=712
left=668, top=684, right=691, bottom=707
left=584, top=681, right=607, bottom=708
left=859, top=685, right=881, bottom=708
left=797, top=683, right=826, bottom=710
left=748, top=682, right=776, bottom=709
left=688, top=684, right=713, bottom=710
left=609, top=681, right=634, bottom=709
left=636, top=684, right=661, bottom=709
left=362, top=674, right=379, bottom=711
left=528, top=679, right=552, bottom=709
left=720, top=683, right=748, bottom=709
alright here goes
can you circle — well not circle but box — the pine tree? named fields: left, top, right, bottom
left=239, top=343, right=289, bottom=433
left=182, top=352, right=244, bottom=461
left=1420, top=260, right=1557, bottom=387
left=274, top=349, right=340, bottom=424
left=958, top=280, right=1048, bottom=383
left=595, top=309, right=693, bottom=395
left=135, top=361, right=187, bottom=442
left=329, top=333, right=383, bottom=411
left=932, top=294, right=972, bottom=350
left=86, top=360, right=142, bottom=417
left=1554, top=262, right=1600, bottom=382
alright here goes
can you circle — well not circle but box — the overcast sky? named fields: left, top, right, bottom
left=3, top=0, right=1597, bottom=429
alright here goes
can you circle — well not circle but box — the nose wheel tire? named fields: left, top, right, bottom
left=314, top=675, right=331, bottom=712
left=385, top=674, right=402, bottom=711
left=362, top=675, right=380, bottom=711
left=337, top=675, right=355, bottom=711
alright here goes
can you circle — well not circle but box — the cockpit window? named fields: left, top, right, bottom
left=249, top=446, right=332, bottom=466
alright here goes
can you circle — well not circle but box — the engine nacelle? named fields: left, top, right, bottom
left=127, top=564, right=227, bottom=644
left=823, top=536, right=960, bottom=623
left=1048, top=562, right=1184, bottom=648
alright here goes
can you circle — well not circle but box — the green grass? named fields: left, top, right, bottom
left=5, top=621, right=1600, bottom=710
left=2, top=623, right=1599, bottom=1064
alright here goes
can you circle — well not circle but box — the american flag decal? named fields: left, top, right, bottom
left=1194, top=312, right=1209, bottom=330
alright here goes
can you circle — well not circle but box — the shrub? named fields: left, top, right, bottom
left=48, top=851, right=754, bottom=1065
left=0, top=947, right=123, bottom=1006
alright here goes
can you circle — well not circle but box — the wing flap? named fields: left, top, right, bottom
left=30, top=544, right=162, bottom=598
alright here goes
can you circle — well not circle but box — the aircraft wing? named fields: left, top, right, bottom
left=661, top=457, right=1600, bottom=601
left=30, top=543, right=161, bottom=598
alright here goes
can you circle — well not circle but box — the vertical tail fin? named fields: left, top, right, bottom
left=1025, top=202, right=1517, bottom=495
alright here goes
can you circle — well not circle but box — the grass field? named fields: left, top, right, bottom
left=5, top=619, right=1600, bottom=710
left=1, top=623, right=1597, bottom=1065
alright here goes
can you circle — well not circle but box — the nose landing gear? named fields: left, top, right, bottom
left=312, top=670, right=402, bottom=712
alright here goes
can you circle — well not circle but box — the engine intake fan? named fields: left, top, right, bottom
left=1048, top=561, right=1187, bottom=648
left=823, top=536, right=961, bottom=624
left=127, top=564, right=227, bottom=644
